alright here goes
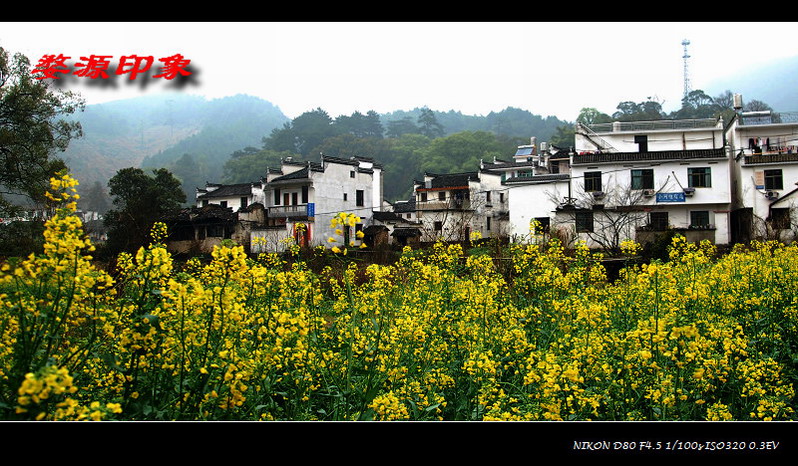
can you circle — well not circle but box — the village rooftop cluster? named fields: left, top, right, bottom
left=159, top=95, right=798, bottom=255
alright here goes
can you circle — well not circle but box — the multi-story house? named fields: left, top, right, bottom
left=251, top=154, right=383, bottom=251
left=413, top=169, right=505, bottom=242
left=500, top=140, right=572, bottom=240
left=725, top=96, right=798, bottom=243
left=561, top=116, right=731, bottom=250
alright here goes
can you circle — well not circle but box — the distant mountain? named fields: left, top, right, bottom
left=704, top=55, right=798, bottom=112
left=60, top=93, right=290, bottom=204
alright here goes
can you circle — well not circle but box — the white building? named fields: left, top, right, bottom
left=565, top=117, right=731, bottom=250
left=504, top=117, right=733, bottom=251
left=413, top=170, right=505, bottom=242
left=251, top=155, right=383, bottom=252
left=725, top=100, right=798, bottom=243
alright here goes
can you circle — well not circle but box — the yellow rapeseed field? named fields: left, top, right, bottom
left=0, top=173, right=796, bottom=421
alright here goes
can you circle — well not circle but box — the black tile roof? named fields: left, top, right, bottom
left=196, top=183, right=253, bottom=199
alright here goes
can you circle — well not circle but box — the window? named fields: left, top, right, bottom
left=688, top=167, right=711, bottom=188
left=343, top=193, right=348, bottom=201
left=350, top=171, right=355, bottom=178
left=356, top=189, right=364, bottom=207
left=486, top=191, right=492, bottom=203
left=486, top=217, right=491, bottom=231
left=499, top=192, right=504, bottom=203
left=649, top=212, right=669, bottom=230
left=207, top=224, right=225, bottom=237
left=421, top=192, right=428, bottom=202
left=769, top=208, right=791, bottom=230
left=631, top=169, right=654, bottom=190
left=584, top=172, right=602, bottom=192
left=690, top=211, right=710, bottom=228
left=438, top=191, right=446, bottom=201
left=274, top=189, right=281, bottom=205
left=533, top=217, right=550, bottom=234
left=765, top=169, right=783, bottom=190
left=575, top=211, right=594, bottom=233
left=301, top=186, right=308, bottom=203
left=202, top=199, right=209, bottom=207
left=434, top=221, right=443, bottom=231
left=240, top=197, right=248, bottom=209
left=634, top=135, right=648, bottom=152
left=769, top=208, right=791, bottom=229
left=219, top=200, right=228, bottom=209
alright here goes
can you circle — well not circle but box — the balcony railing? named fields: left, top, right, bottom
left=740, top=111, right=798, bottom=126
left=743, top=152, right=798, bottom=165
left=587, top=118, right=719, bottom=134
left=571, top=148, right=727, bottom=164
left=269, top=204, right=308, bottom=218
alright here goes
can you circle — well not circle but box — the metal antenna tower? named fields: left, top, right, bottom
left=682, top=39, right=692, bottom=99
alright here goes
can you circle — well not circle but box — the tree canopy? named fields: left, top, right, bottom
left=104, top=167, right=186, bottom=255
left=0, top=46, right=84, bottom=213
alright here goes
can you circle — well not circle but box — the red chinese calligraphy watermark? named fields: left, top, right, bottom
left=32, top=54, right=192, bottom=80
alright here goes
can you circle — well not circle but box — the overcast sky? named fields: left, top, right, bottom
left=2, top=22, right=796, bottom=121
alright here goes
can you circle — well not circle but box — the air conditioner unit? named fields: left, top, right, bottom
left=765, top=191, right=779, bottom=200
left=643, top=189, right=655, bottom=197
left=592, top=191, right=605, bottom=199
left=683, top=187, right=695, bottom=196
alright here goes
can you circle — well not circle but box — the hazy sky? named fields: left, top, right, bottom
left=2, top=22, right=796, bottom=121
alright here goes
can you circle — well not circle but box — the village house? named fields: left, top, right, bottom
left=413, top=168, right=506, bottom=243
left=196, top=182, right=265, bottom=212
left=250, top=154, right=383, bottom=252
left=724, top=95, right=798, bottom=244
left=501, top=116, right=733, bottom=252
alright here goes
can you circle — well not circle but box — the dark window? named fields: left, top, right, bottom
left=576, top=211, right=594, bottom=233
left=438, top=191, right=446, bottom=201
left=486, top=217, right=491, bottom=231
left=356, top=189, right=364, bottom=207
left=421, top=192, right=427, bottom=202
left=350, top=171, right=355, bottom=178
left=649, top=211, right=669, bottom=230
left=207, top=224, right=225, bottom=237
left=634, top=135, right=648, bottom=152
left=292, top=192, right=298, bottom=205
left=688, top=167, right=712, bottom=188
left=769, top=208, right=791, bottom=229
left=434, top=221, right=443, bottom=231
left=584, top=172, right=602, bottom=192
left=690, top=211, right=710, bottom=228
left=202, top=199, right=209, bottom=207
left=343, top=193, right=348, bottom=201
left=240, top=197, right=248, bottom=208
left=499, top=193, right=505, bottom=203
left=302, top=186, right=308, bottom=203
left=631, top=169, right=654, bottom=190
left=533, top=217, right=550, bottom=233
left=274, top=189, right=281, bottom=205
left=765, top=169, right=783, bottom=190
left=219, top=201, right=228, bottom=209
left=486, top=191, right=492, bottom=203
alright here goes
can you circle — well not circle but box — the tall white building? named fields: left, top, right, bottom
left=725, top=100, right=798, bottom=243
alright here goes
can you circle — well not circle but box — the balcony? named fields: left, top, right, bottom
left=742, top=152, right=798, bottom=165
left=572, top=148, right=727, bottom=165
left=269, top=204, right=309, bottom=218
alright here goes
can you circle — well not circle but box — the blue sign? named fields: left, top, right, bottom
left=307, top=203, right=315, bottom=217
left=656, top=192, right=685, bottom=203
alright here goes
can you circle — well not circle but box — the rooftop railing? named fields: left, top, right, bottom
left=586, top=118, right=720, bottom=133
